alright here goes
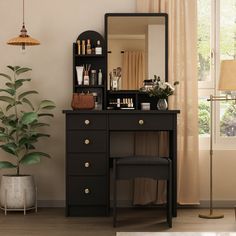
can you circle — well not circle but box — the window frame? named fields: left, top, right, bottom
left=198, top=0, right=236, bottom=150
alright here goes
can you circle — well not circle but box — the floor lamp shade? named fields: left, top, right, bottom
left=218, top=60, right=236, bottom=91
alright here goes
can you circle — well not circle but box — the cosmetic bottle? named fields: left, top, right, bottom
left=83, top=71, right=89, bottom=85
left=117, top=98, right=121, bottom=108
left=82, top=40, right=86, bottom=55
left=90, top=70, right=97, bottom=85
left=86, top=39, right=91, bottom=54
left=98, top=69, right=102, bottom=85
left=77, top=40, right=81, bottom=55
left=95, top=40, right=102, bottom=55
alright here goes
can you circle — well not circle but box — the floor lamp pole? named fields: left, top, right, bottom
left=199, top=94, right=224, bottom=219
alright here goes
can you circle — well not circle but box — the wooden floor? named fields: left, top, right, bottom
left=0, top=208, right=235, bottom=236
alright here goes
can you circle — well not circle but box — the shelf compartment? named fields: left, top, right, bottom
left=75, top=85, right=105, bottom=89
left=74, top=54, right=105, bottom=58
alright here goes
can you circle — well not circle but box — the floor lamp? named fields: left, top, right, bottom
left=199, top=60, right=236, bottom=219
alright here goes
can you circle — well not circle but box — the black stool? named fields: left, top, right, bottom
left=112, top=156, right=172, bottom=228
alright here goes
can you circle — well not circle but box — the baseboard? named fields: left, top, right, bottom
left=37, top=200, right=236, bottom=208
left=37, top=200, right=65, bottom=208
left=199, top=200, right=236, bottom=208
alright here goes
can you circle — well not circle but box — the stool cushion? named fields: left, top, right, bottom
left=115, top=156, right=170, bottom=165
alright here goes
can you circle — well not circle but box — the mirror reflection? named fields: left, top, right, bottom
left=107, top=15, right=167, bottom=90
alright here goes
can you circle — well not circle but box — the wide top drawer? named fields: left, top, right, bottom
left=109, top=114, right=175, bottom=131
left=67, top=114, right=107, bottom=130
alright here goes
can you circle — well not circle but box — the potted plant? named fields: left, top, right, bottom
left=0, top=65, right=55, bottom=213
left=148, top=76, right=179, bottom=110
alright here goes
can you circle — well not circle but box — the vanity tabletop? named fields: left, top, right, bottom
left=62, top=110, right=180, bottom=114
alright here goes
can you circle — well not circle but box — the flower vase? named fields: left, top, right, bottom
left=157, top=99, right=168, bottom=110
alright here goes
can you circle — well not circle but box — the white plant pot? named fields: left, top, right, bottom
left=0, top=175, right=36, bottom=209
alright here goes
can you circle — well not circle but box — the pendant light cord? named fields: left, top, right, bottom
left=23, top=0, right=25, bottom=25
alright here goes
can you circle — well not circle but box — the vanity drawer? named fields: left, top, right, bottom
left=68, top=176, right=107, bottom=205
left=67, top=114, right=107, bottom=130
left=109, top=114, right=174, bottom=131
left=67, top=153, right=106, bottom=175
left=67, top=130, right=107, bottom=153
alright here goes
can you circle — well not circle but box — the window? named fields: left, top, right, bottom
left=198, top=0, right=236, bottom=149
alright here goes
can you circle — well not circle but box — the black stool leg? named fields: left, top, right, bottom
left=167, top=162, right=172, bottom=228
left=113, top=159, right=117, bottom=227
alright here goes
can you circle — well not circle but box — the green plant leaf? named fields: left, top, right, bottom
left=22, top=98, right=35, bottom=110
left=38, top=113, right=54, bottom=117
left=21, top=112, right=38, bottom=125
left=5, top=82, right=15, bottom=89
left=33, top=133, right=50, bottom=138
left=0, top=133, right=8, bottom=141
left=9, top=128, right=17, bottom=136
left=28, top=136, right=37, bottom=143
left=20, top=152, right=51, bottom=165
left=7, top=66, right=15, bottom=71
left=0, top=132, right=7, bottom=137
left=18, top=135, right=38, bottom=147
left=39, top=100, right=56, bottom=110
left=6, top=104, right=13, bottom=112
left=0, top=143, right=17, bottom=156
left=19, top=137, right=28, bottom=147
left=0, top=132, right=13, bottom=141
left=18, top=90, right=38, bottom=100
left=0, top=89, right=15, bottom=96
left=15, top=67, right=32, bottom=75
left=15, top=78, right=31, bottom=83
left=8, top=119, right=17, bottom=128
left=0, top=161, right=16, bottom=169
left=0, top=127, right=5, bottom=132
left=30, top=122, right=50, bottom=129
left=0, top=96, right=14, bottom=105
left=0, top=73, right=12, bottom=81
left=7, top=66, right=20, bottom=71
left=0, top=111, right=4, bottom=119
left=15, top=80, right=23, bottom=89
left=27, top=144, right=36, bottom=150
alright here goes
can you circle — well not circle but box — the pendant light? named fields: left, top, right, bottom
left=7, top=0, right=40, bottom=50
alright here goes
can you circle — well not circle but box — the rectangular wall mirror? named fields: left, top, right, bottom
left=105, top=13, right=168, bottom=91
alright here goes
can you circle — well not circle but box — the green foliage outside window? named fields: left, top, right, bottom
left=198, top=100, right=210, bottom=135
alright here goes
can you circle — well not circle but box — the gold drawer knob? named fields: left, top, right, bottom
left=84, top=188, right=90, bottom=194
left=84, top=119, right=90, bottom=125
left=84, top=162, right=90, bottom=168
left=139, top=119, right=144, bottom=125
left=84, top=139, right=90, bottom=145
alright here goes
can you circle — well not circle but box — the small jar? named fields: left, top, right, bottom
left=141, top=102, right=150, bottom=110
left=90, top=70, right=97, bottom=85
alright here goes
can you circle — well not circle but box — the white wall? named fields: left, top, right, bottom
left=148, top=25, right=165, bottom=80
left=0, top=0, right=136, bottom=204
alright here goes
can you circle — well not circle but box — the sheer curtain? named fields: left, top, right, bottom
left=135, top=0, right=200, bottom=204
left=122, top=51, right=145, bottom=90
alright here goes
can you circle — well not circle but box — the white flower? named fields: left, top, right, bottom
left=159, top=82, right=167, bottom=90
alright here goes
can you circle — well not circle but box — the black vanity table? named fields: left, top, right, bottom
left=63, top=110, right=179, bottom=217
left=63, top=12, right=180, bottom=219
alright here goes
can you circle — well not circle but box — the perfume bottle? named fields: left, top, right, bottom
left=98, top=69, right=102, bottom=85
left=77, top=40, right=81, bottom=55
left=86, top=39, right=91, bottom=54
left=82, top=40, right=86, bottom=55
left=95, top=40, right=102, bottom=55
